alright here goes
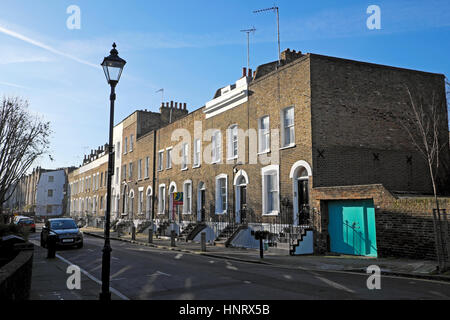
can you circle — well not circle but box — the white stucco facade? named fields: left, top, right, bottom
left=35, top=169, right=66, bottom=217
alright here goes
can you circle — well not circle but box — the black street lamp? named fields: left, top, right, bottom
left=99, top=43, right=126, bottom=301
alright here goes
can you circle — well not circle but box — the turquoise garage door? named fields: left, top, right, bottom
left=328, top=200, right=378, bottom=257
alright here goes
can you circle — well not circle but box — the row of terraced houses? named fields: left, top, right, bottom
left=67, top=49, right=450, bottom=260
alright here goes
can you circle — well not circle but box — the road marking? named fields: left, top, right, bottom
left=429, top=290, right=448, bottom=299
left=56, top=253, right=130, bottom=300
left=30, top=240, right=130, bottom=300
left=147, top=271, right=171, bottom=277
left=314, top=275, right=356, bottom=294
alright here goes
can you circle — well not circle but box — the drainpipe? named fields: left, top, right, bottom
left=151, top=130, right=157, bottom=223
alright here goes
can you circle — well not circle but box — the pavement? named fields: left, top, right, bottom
left=29, top=239, right=122, bottom=300
left=81, top=227, right=450, bottom=282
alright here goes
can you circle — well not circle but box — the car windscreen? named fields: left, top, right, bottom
left=19, top=219, right=34, bottom=224
left=50, top=220, right=77, bottom=230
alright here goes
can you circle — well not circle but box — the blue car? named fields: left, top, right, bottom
left=40, top=218, right=83, bottom=249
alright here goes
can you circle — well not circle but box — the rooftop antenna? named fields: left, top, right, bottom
left=156, top=88, right=164, bottom=104
left=253, top=6, right=280, bottom=67
left=240, top=27, right=256, bottom=71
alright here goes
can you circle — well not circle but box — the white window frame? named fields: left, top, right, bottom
left=124, top=137, right=128, bottom=154
left=181, top=143, right=189, bottom=170
left=227, top=125, right=238, bottom=160
left=166, top=147, right=173, bottom=169
left=116, top=142, right=121, bottom=159
left=183, top=180, right=192, bottom=214
left=281, top=106, right=295, bottom=148
left=145, top=157, right=150, bottom=178
left=193, top=139, right=201, bottom=168
left=261, top=165, right=280, bottom=216
left=158, top=184, right=166, bottom=214
left=215, top=174, right=228, bottom=214
left=130, top=134, right=134, bottom=152
left=128, top=162, right=133, bottom=180
left=211, top=130, right=222, bottom=164
left=138, top=159, right=142, bottom=180
left=158, top=150, right=164, bottom=171
left=258, top=116, right=270, bottom=153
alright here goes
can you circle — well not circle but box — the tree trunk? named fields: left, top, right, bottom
left=430, top=161, right=448, bottom=272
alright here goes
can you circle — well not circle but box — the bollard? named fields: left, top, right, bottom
left=131, top=225, right=136, bottom=241
left=201, top=232, right=206, bottom=252
left=148, top=226, right=153, bottom=244
left=259, top=237, right=264, bottom=259
left=171, top=230, right=176, bottom=247
left=47, top=235, right=56, bottom=259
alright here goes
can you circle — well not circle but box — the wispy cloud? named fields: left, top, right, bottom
left=0, top=25, right=101, bottom=69
left=0, top=81, right=30, bottom=89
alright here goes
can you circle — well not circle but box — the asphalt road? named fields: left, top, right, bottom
left=29, top=228, right=450, bottom=300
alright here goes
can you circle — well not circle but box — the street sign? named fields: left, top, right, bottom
left=173, top=192, right=183, bottom=205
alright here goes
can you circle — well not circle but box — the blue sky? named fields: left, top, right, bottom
left=0, top=0, right=449, bottom=170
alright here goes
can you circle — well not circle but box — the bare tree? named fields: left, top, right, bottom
left=400, top=85, right=449, bottom=272
left=0, top=97, right=51, bottom=222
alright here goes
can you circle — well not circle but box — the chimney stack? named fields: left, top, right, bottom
left=248, top=68, right=252, bottom=78
left=242, top=67, right=247, bottom=78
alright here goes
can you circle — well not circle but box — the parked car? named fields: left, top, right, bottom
left=40, top=218, right=83, bottom=249
left=13, top=216, right=36, bottom=233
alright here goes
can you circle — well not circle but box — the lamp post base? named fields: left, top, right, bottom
left=99, top=292, right=111, bottom=301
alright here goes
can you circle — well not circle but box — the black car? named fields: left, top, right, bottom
left=40, top=218, right=83, bottom=249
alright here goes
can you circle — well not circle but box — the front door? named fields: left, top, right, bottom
left=240, top=186, right=247, bottom=223
left=298, top=179, right=309, bottom=225
left=200, top=190, right=206, bottom=222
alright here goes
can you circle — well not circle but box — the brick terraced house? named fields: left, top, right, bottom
left=69, top=49, right=450, bottom=260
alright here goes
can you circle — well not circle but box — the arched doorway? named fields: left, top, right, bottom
left=129, top=190, right=135, bottom=220
left=169, top=182, right=177, bottom=221
left=122, top=184, right=128, bottom=217
left=234, top=170, right=249, bottom=224
left=197, top=182, right=206, bottom=222
left=290, top=161, right=312, bottom=226
left=146, top=187, right=152, bottom=220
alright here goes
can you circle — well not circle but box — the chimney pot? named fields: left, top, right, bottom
left=170, top=101, right=174, bottom=108
left=175, top=102, right=178, bottom=109
left=242, top=67, right=247, bottom=78
left=184, top=103, right=187, bottom=110
left=248, top=69, right=252, bottom=78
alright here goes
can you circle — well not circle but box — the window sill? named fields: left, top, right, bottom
left=258, top=150, right=271, bottom=155
left=280, top=144, right=296, bottom=151
left=263, top=211, right=279, bottom=216
left=181, top=168, right=188, bottom=172
left=193, top=165, right=201, bottom=169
